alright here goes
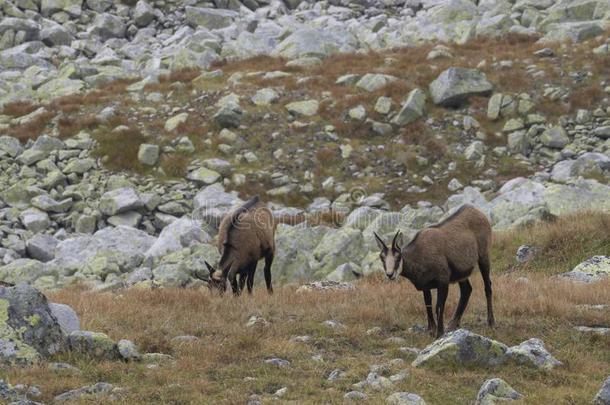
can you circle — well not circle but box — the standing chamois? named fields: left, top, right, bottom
left=205, top=196, right=275, bottom=295
left=374, top=204, right=494, bottom=338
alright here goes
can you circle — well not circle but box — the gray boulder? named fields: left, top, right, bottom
left=540, top=126, right=569, bottom=149
left=272, top=224, right=329, bottom=283
left=19, top=208, right=50, bottom=233
left=90, top=13, right=126, bottom=40
left=489, top=178, right=547, bottom=229
left=386, top=392, right=427, bottom=404
left=392, top=88, right=426, bottom=126
left=192, top=183, right=242, bottom=230
left=0, top=136, right=23, bottom=157
left=49, top=303, right=80, bottom=335
left=67, top=331, right=119, bottom=360
left=475, top=378, right=522, bottom=405
left=26, top=234, right=58, bottom=262
left=52, top=226, right=155, bottom=272
left=429, top=67, right=493, bottom=107
left=0, top=18, right=40, bottom=42
left=595, top=376, right=610, bottom=405
left=272, top=28, right=357, bottom=59
left=412, top=329, right=508, bottom=368
left=185, top=7, right=237, bottom=30
left=41, top=0, right=82, bottom=16
left=312, top=227, right=365, bottom=278
left=134, top=0, right=156, bottom=27
left=99, top=187, right=143, bottom=216
left=146, top=216, right=211, bottom=258
left=0, top=284, right=65, bottom=365
left=506, top=338, right=561, bottom=370
left=559, top=256, right=610, bottom=283
left=54, top=382, right=118, bottom=402
left=40, top=21, right=73, bottom=47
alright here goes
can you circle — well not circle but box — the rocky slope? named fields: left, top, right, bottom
left=0, top=0, right=609, bottom=290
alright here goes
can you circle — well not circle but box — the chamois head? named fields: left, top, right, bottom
left=374, top=231, right=403, bottom=281
left=205, top=261, right=227, bottom=293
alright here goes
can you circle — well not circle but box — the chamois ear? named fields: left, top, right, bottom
left=392, top=231, right=403, bottom=251
left=373, top=232, right=387, bottom=252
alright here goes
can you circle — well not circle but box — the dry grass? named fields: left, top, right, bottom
left=5, top=277, right=608, bottom=404
left=4, top=214, right=609, bottom=404
left=492, top=211, right=610, bottom=275
left=92, top=126, right=147, bottom=173
left=0, top=101, right=41, bottom=118
left=6, top=110, right=55, bottom=142
left=160, top=153, right=190, bottom=178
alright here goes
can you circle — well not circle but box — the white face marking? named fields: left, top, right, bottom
left=384, top=252, right=402, bottom=280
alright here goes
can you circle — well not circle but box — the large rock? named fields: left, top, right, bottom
left=137, top=144, right=159, bottom=166
left=67, top=331, right=118, bottom=360
left=356, top=74, right=398, bottom=92
left=186, top=167, right=221, bottom=185
left=90, top=13, right=126, bottom=40
left=429, top=67, right=493, bottom=107
left=272, top=28, right=357, bottom=59
left=146, top=216, right=211, bottom=258
left=26, top=234, right=58, bottom=263
left=285, top=100, right=319, bottom=116
left=392, top=88, right=427, bottom=126
left=542, top=21, right=604, bottom=43
left=192, top=183, right=242, bottom=230
left=386, top=392, right=427, bottom=405
left=19, top=208, right=50, bottom=233
left=272, top=224, right=329, bottom=283
left=51, top=226, right=155, bottom=272
left=0, top=18, right=40, bottom=42
left=40, top=21, right=73, bottom=47
left=540, top=126, right=569, bottom=149
left=185, top=7, right=237, bottom=30
left=595, top=376, right=610, bottom=405
left=559, top=256, right=610, bottom=283
left=489, top=178, right=548, bottom=229
left=412, top=329, right=508, bottom=368
left=41, top=0, right=83, bottom=16
left=0, top=284, right=65, bottom=365
left=49, top=303, right=80, bottom=335
left=542, top=179, right=610, bottom=217
left=475, top=378, right=522, bottom=405
left=54, top=382, right=118, bottom=403
left=0, top=260, right=50, bottom=285
left=506, top=338, right=561, bottom=370
left=99, top=187, right=143, bottom=216
left=133, top=0, right=156, bottom=27
left=0, top=136, right=23, bottom=157
left=152, top=244, right=218, bottom=287
left=312, top=227, right=365, bottom=277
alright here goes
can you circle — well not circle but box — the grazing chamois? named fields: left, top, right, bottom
left=374, top=204, right=494, bottom=338
left=205, top=196, right=275, bottom=295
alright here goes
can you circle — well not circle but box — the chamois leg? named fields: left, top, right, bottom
left=447, top=279, right=472, bottom=331
left=263, top=252, right=273, bottom=294
left=435, top=284, right=449, bottom=338
left=479, top=256, right=495, bottom=327
left=238, top=273, right=247, bottom=293
left=229, top=271, right=241, bottom=296
left=246, top=261, right=257, bottom=294
left=423, top=289, right=436, bottom=335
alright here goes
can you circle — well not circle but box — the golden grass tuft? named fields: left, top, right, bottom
left=0, top=101, right=41, bottom=118
left=92, top=126, right=147, bottom=172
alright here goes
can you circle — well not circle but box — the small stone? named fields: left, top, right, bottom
left=516, top=245, right=536, bottom=263
left=386, top=392, right=427, bottom=405
left=164, top=113, right=188, bottom=132
left=117, top=339, right=141, bottom=361
left=475, top=378, right=522, bottom=405
left=138, top=144, right=159, bottom=166
left=285, top=100, right=319, bottom=116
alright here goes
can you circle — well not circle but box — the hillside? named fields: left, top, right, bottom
left=0, top=0, right=610, bottom=403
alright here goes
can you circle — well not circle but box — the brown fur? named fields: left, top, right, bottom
left=207, top=196, right=276, bottom=295
left=375, top=204, right=495, bottom=338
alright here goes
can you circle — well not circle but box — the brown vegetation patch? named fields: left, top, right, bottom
left=160, top=153, right=190, bottom=178
left=0, top=101, right=41, bottom=118
left=92, top=126, right=147, bottom=172
left=6, top=110, right=55, bottom=142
